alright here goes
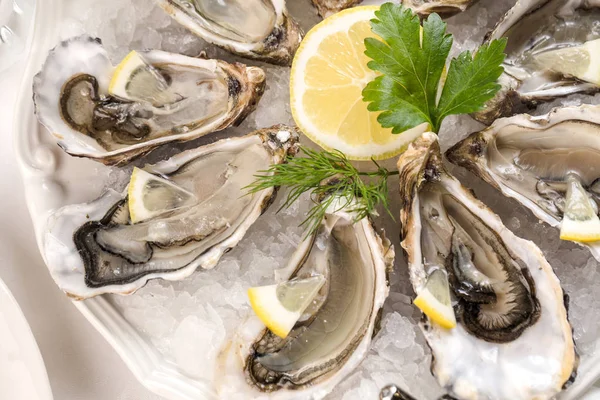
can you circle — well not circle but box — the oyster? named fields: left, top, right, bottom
left=156, top=0, right=302, bottom=66
left=42, top=126, right=299, bottom=300
left=398, top=133, right=577, bottom=399
left=33, top=35, right=266, bottom=166
left=475, top=0, right=600, bottom=124
left=312, top=0, right=475, bottom=18
left=217, top=197, right=393, bottom=399
left=448, top=104, right=600, bottom=261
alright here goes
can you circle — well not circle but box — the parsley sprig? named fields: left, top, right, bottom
left=363, top=3, right=507, bottom=133
left=249, top=3, right=507, bottom=234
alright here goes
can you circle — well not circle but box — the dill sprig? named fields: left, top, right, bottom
left=246, top=147, right=398, bottom=236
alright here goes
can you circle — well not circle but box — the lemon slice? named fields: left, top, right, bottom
left=290, top=6, right=428, bottom=160
left=109, top=50, right=175, bottom=105
left=533, top=39, right=600, bottom=86
left=127, top=167, right=196, bottom=224
left=248, top=275, right=326, bottom=339
left=413, top=269, right=456, bottom=330
left=560, top=176, right=600, bottom=242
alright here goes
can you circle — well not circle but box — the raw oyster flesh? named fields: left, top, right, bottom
left=42, top=126, right=299, bottom=300
left=156, top=0, right=302, bottom=65
left=217, top=197, right=393, bottom=399
left=475, top=0, right=600, bottom=124
left=33, top=35, right=266, bottom=165
left=448, top=104, right=600, bottom=261
left=398, top=133, right=577, bottom=400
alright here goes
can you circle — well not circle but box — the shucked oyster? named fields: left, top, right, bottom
left=475, top=0, right=600, bottom=124
left=448, top=105, right=600, bottom=261
left=33, top=35, right=265, bottom=165
left=217, top=197, right=393, bottom=399
left=398, top=133, right=577, bottom=399
left=311, top=0, right=475, bottom=18
left=156, top=0, right=302, bottom=65
left=42, top=126, right=299, bottom=300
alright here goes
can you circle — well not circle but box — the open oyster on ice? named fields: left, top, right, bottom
left=475, top=0, right=600, bottom=124
left=42, top=126, right=299, bottom=300
left=217, top=196, right=393, bottom=399
left=311, top=0, right=475, bottom=18
left=33, top=35, right=266, bottom=165
left=399, top=133, right=577, bottom=400
left=156, top=0, right=302, bottom=65
left=448, top=105, right=600, bottom=261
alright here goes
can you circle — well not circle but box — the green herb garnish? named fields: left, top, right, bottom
left=246, top=147, right=397, bottom=236
left=250, top=3, right=507, bottom=234
left=363, top=3, right=507, bottom=133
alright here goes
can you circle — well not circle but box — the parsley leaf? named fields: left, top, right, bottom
left=362, top=3, right=507, bottom=134
left=437, top=39, right=507, bottom=123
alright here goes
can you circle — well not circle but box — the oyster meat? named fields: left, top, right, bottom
left=156, top=0, right=302, bottom=65
left=399, top=133, right=577, bottom=400
left=448, top=104, right=600, bottom=261
left=33, top=35, right=266, bottom=165
left=42, top=126, right=299, bottom=299
left=312, top=0, right=474, bottom=18
left=217, top=197, right=393, bottom=399
left=475, top=0, right=600, bottom=124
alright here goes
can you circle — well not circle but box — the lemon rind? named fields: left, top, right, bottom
left=248, top=286, right=298, bottom=339
left=414, top=290, right=457, bottom=330
left=561, top=217, right=600, bottom=243
left=109, top=50, right=144, bottom=98
left=127, top=167, right=195, bottom=224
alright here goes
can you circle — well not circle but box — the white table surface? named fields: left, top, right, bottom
left=0, top=59, right=164, bottom=400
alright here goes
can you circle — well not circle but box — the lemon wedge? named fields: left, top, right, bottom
left=248, top=275, right=326, bottom=339
left=127, top=167, right=196, bottom=224
left=560, top=176, right=600, bottom=243
left=413, top=269, right=456, bottom=330
left=109, top=50, right=175, bottom=105
left=290, top=6, right=428, bottom=160
left=533, top=39, right=600, bottom=86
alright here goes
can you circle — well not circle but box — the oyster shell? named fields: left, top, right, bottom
left=475, top=0, right=600, bottom=124
left=156, top=0, right=302, bottom=66
left=311, top=0, right=363, bottom=18
left=401, top=0, right=476, bottom=17
left=217, top=197, right=393, bottom=399
left=398, top=133, right=577, bottom=400
left=42, top=126, right=299, bottom=300
left=33, top=35, right=266, bottom=166
left=311, top=0, right=475, bottom=18
left=448, top=104, right=600, bottom=261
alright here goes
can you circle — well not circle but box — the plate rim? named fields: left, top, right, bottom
left=0, top=277, right=54, bottom=400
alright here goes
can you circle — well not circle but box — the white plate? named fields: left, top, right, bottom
left=0, top=277, right=53, bottom=400
left=12, top=0, right=600, bottom=399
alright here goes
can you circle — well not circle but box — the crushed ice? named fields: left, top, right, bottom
left=55, top=0, right=600, bottom=398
